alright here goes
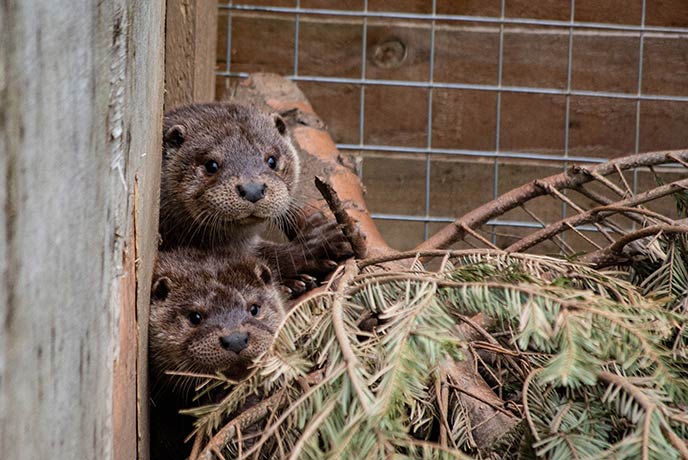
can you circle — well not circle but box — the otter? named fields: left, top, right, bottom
left=149, top=248, right=285, bottom=460
left=160, top=102, right=351, bottom=293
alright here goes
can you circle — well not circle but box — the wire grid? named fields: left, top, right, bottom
left=218, top=1, right=688, bottom=246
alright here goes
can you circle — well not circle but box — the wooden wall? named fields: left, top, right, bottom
left=0, top=1, right=165, bottom=459
left=216, top=1, right=688, bottom=250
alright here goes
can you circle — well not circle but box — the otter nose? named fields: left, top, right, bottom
left=236, top=182, right=266, bottom=203
left=220, top=331, right=249, bottom=353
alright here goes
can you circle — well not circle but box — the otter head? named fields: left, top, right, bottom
left=149, top=249, right=285, bottom=387
left=160, top=103, right=300, bottom=246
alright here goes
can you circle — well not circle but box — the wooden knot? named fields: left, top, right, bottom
left=371, top=38, right=407, bottom=69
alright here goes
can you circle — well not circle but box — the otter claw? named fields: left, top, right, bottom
left=299, top=274, right=317, bottom=283
left=298, top=274, right=318, bottom=289
left=294, top=280, right=307, bottom=291
left=323, top=260, right=339, bottom=270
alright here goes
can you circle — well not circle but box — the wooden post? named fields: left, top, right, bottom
left=165, top=0, right=219, bottom=109
left=0, top=1, right=165, bottom=460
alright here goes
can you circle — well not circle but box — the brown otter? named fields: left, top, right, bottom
left=149, top=248, right=285, bottom=460
left=160, top=102, right=351, bottom=293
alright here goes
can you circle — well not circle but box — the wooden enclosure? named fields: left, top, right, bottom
left=216, top=0, right=688, bottom=251
left=1, top=1, right=164, bottom=459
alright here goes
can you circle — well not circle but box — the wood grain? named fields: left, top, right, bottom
left=0, top=2, right=164, bottom=460
left=165, top=0, right=218, bottom=109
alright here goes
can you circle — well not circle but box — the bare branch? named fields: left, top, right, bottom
left=314, top=176, right=368, bottom=258
left=505, top=178, right=688, bottom=253
left=583, top=224, right=688, bottom=268
left=419, top=150, right=688, bottom=251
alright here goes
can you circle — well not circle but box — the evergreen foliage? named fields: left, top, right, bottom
left=186, top=234, right=688, bottom=460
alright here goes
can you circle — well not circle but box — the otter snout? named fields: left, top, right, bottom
left=236, top=182, right=267, bottom=203
left=220, top=331, right=250, bottom=353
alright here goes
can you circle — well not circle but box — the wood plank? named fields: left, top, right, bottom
left=165, top=0, right=218, bottom=109
left=0, top=2, right=164, bottom=460
left=222, top=11, right=688, bottom=158
left=127, top=3, right=166, bottom=458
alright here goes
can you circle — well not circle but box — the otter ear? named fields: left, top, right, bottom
left=163, top=124, right=186, bottom=150
left=271, top=114, right=287, bottom=136
left=151, top=276, right=172, bottom=301
left=255, top=263, right=272, bottom=285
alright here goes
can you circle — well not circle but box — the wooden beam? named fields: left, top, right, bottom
left=165, top=0, right=218, bottom=109
left=0, top=1, right=164, bottom=460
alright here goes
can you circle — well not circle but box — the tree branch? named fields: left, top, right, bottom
left=418, top=150, right=688, bottom=251
left=505, top=178, right=688, bottom=253
left=582, top=224, right=688, bottom=267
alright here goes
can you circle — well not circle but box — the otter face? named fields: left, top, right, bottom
left=161, top=103, right=300, bottom=230
left=149, top=250, right=285, bottom=384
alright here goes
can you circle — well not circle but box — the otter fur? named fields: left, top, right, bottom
left=149, top=248, right=285, bottom=460
left=159, top=102, right=351, bottom=293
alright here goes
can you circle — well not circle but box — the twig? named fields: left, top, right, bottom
left=564, top=221, right=604, bottom=249
left=599, top=205, right=678, bottom=225
left=505, top=178, right=688, bottom=253
left=589, top=170, right=628, bottom=198
left=583, top=224, right=688, bottom=267
left=189, top=431, right=204, bottom=460
left=315, top=176, right=368, bottom=258
left=443, top=354, right=520, bottom=447
left=194, top=392, right=285, bottom=460
left=459, top=222, right=500, bottom=249
left=521, top=204, right=575, bottom=253
left=435, top=370, right=451, bottom=449
left=358, top=248, right=505, bottom=269
left=419, top=150, right=688, bottom=251
left=331, top=259, right=371, bottom=413
left=574, top=184, right=615, bottom=206
left=522, top=369, right=542, bottom=442
left=538, top=182, right=623, bottom=242
left=614, top=164, right=634, bottom=195
left=445, top=382, right=515, bottom=418
left=668, top=152, right=688, bottom=169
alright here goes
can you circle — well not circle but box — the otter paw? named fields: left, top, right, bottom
left=291, top=216, right=354, bottom=278
left=280, top=274, right=320, bottom=299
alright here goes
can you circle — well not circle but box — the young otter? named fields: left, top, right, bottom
left=160, top=102, right=350, bottom=292
left=149, top=248, right=285, bottom=460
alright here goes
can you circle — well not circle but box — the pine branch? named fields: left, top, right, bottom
left=599, top=371, right=688, bottom=459
left=194, top=391, right=285, bottom=460
left=331, top=259, right=373, bottom=414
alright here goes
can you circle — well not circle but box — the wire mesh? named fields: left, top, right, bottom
left=217, top=1, right=688, bottom=249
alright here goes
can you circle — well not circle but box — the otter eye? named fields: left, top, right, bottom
left=187, top=312, right=202, bottom=325
left=204, top=160, right=220, bottom=175
left=249, top=304, right=261, bottom=317
left=266, top=156, right=277, bottom=170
